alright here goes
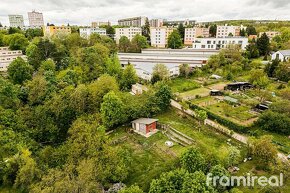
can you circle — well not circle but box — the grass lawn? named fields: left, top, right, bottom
left=109, top=126, right=187, bottom=191
left=205, top=102, right=258, bottom=125
left=180, top=87, right=211, bottom=99
left=168, top=77, right=201, bottom=93
left=109, top=108, right=289, bottom=192
left=235, top=160, right=290, bottom=193
left=156, top=108, right=247, bottom=162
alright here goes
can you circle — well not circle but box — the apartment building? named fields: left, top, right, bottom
left=28, top=11, right=44, bottom=27
left=43, top=25, right=71, bottom=37
left=150, top=27, right=175, bottom=48
left=259, top=31, right=281, bottom=40
left=79, top=27, right=107, bottom=39
left=216, top=25, right=240, bottom=38
left=0, top=47, right=26, bottom=72
left=192, top=37, right=248, bottom=50
left=8, top=15, right=24, bottom=28
left=118, top=17, right=147, bottom=27
left=184, top=27, right=210, bottom=45
left=163, top=19, right=196, bottom=26
left=91, top=21, right=111, bottom=27
left=149, top=19, right=164, bottom=27
left=115, top=27, right=142, bottom=44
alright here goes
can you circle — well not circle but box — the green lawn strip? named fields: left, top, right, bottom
left=205, top=102, right=257, bottom=122
left=180, top=87, right=211, bottom=98
left=169, top=77, right=201, bottom=93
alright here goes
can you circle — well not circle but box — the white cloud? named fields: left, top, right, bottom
left=0, top=0, right=290, bottom=26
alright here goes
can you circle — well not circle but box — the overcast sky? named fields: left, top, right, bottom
left=1, top=0, right=290, bottom=26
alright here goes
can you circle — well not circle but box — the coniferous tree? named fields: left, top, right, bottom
left=257, top=33, right=270, bottom=57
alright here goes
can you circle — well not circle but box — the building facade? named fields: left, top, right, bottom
left=216, top=25, right=240, bottom=38
left=271, top=50, right=290, bottom=61
left=118, top=17, right=147, bottom=27
left=79, top=27, right=106, bottom=39
left=91, top=21, right=111, bottom=27
left=0, top=47, right=26, bottom=72
left=115, top=27, right=142, bottom=44
left=149, top=19, right=164, bottom=27
left=164, top=19, right=196, bottom=26
left=184, top=27, right=210, bottom=45
left=43, top=25, right=71, bottom=37
left=150, top=27, right=174, bottom=48
left=8, top=15, right=24, bottom=28
left=28, top=11, right=44, bottom=27
left=259, top=31, right=281, bottom=40
left=192, top=37, right=248, bottom=50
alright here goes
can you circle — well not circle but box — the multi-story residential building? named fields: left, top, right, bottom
left=91, top=21, right=111, bottom=27
left=184, top=27, right=210, bottom=45
left=0, top=47, right=26, bottom=72
left=192, top=37, right=248, bottom=50
left=118, top=17, right=147, bottom=27
left=115, top=27, right=142, bottom=44
left=163, top=19, right=196, bottom=26
left=149, top=19, right=164, bottom=27
left=150, top=27, right=175, bottom=48
left=28, top=11, right=44, bottom=27
left=43, top=25, right=71, bottom=37
left=259, top=31, right=281, bottom=40
left=216, top=25, right=240, bottom=38
left=8, top=15, right=24, bottom=28
left=79, top=27, right=107, bottom=39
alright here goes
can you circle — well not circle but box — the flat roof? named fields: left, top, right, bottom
left=132, top=118, right=159, bottom=125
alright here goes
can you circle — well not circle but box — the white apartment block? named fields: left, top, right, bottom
left=150, top=27, right=175, bottom=48
left=79, top=27, right=107, bottom=39
left=259, top=31, right=281, bottom=40
left=192, top=37, right=248, bottom=50
left=216, top=25, right=240, bottom=38
left=164, top=19, right=196, bottom=26
left=28, top=11, right=44, bottom=27
left=118, top=17, right=147, bottom=27
left=184, top=27, right=210, bottom=45
left=115, top=27, right=142, bottom=44
left=150, top=19, right=164, bottom=27
left=0, top=47, right=26, bottom=72
left=9, top=15, right=24, bottom=28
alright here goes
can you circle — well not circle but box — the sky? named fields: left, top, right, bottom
left=1, top=0, right=290, bottom=26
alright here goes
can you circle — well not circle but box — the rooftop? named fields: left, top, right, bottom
left=132, top=118, right=159, bottom=125
left=279, top=50, right=290, bottom=56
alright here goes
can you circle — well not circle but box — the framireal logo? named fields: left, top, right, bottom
left=206, top=173, right=284, bottom=187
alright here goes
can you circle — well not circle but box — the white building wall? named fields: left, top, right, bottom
left=79, top=27, right=107, bottom=39
left=9, top=15, right=24, bottom=28
left=271, top=51, right=290, bottom=61
left=28, top=11, right=44, bottom=27
left=192, top=37, right=248, bottom=50
left=216, top=25, right=240, bottom=38
left=118, top=17, right=147, bottom=27
left=115, top=27, right=142, bottom=44
left=150, top=27, right=174, bottom=48
left=0, top=47, right=26, bottom=72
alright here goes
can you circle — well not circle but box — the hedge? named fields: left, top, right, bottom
left=189, top=103, right=249, bottom=134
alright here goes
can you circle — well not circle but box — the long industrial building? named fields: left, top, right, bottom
left=118, top=49, right=218, bottom=80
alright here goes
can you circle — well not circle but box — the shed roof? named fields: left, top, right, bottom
left=132, top=118, right=159, bottom=125
left=279, top=50, right=290, bottom=56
